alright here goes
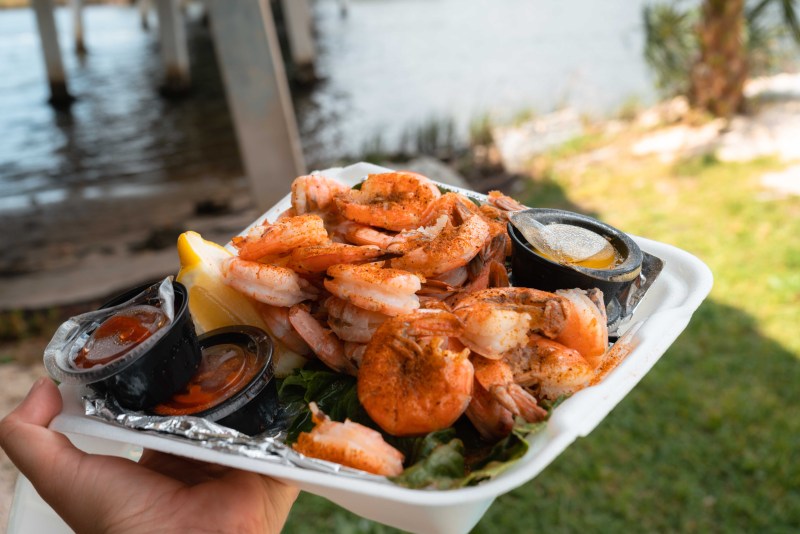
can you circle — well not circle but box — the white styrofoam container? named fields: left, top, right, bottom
left=35, top=163, right=711, bottom=534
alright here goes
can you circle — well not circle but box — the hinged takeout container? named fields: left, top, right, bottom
left=47, top=163, right=713, bottom=534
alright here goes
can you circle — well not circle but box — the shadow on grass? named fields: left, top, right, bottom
left=283, top=298, right=800, bottom=533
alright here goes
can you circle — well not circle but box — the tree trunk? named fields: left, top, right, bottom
left=689, top=0, right=747, bottom=118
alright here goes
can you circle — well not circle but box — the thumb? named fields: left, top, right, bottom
left=1, top=377, right=62, bottom=428
left=0, top=378, right=86, bottom=497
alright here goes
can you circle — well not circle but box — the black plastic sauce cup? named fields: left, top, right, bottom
left=508, top=208, right=644, bottom=320
left=45, top=280, right=203, bottom=411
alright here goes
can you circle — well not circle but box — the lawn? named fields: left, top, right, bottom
left=282, top=152, right=800, bottom=532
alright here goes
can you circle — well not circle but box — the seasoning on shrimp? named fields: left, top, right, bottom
left=231, top=214, right=329, bottom=261
left=357, top=310, right=473, bottom=437
left=390, top=214, right=491, bottom=278
left=293, top=403, right=405, bottom=477
left=453, top=287, right=570, bottom=359
left=324, top=262, right=423, bottom=317
left=291, top=173, right=351, bottom=216
left=286, top=243, right=385, bottom=274
left=221, top=257, right=318, bottom=307
left=336, top=172, right=441, bottom=231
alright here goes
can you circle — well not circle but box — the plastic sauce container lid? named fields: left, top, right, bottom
left=72, top=305, right=168, bottom=369
left=152, top=326, right=273, bottom=421
left=44, top=278, right=179, bottom=385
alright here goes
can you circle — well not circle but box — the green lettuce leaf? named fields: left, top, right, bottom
left=390, top=429, right=466, bottom=490
left=277, top=364, right=365, bottom=443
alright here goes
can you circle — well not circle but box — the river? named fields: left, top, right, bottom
left=0, top=0, right=656, bottom=213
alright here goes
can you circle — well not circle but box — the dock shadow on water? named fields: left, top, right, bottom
left=283, top=299, right=800, bottom=533
left=0, top=6, right=245, bottom=276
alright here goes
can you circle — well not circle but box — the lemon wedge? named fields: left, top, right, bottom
left=176, top=231, right=269, bottom=334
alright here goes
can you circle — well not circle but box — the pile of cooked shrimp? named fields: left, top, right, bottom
left=222, top=171, right=612, bottom=476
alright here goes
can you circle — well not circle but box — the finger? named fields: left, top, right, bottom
left=0, top=378, right=85, bottom=476
left=0, top=380, right=167, bottom=532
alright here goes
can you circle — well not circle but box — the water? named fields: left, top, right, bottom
left=0, top=5, right=243, bottom=214
left=0, top=0, right=656, bottom=214
left=305, top=0, right=655, bottom=159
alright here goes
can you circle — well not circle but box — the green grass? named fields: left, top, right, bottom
left=283, top=153, right=800, bottom=532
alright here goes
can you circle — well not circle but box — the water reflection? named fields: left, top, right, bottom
left=0, top=5, right=243, bottom=212
left=0, top=0, right=656, bottom=212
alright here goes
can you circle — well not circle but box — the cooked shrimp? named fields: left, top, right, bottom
left=334, top=220, right=395, bottom=249
left=291, top=173, right=350, bottom=215
left=471, top=355, right=547, bottom=422
left=293, top=403, right=405, bottom=477
left=465, top=377, right=515, bottom=441
left=288, top=304, right=358, bottom=375
left=358, top=309, right=473, bottom=436
left=386, top=214, right=449, bottom=255
left=231, top=214, right=329, bottom=261
left=287, top=243, right=385, bottom=274
left=432, top=265, right=469, bottom=287
left=256, top=303, right=311, bottom=355
left=452, top=287, right=569, bottom=359
left=222, top=257, right=318, bottom=307
left=325, top=296, right=388, bottom=343
left=336, top=172, right=441, bottom=231
left=324, top=262, right=422, bottom=316
left=343, top=341, right=367, bottom=368
left=506, top=334, right=594, bottom=400
left=554, top=288, right=608, bottom=367
left=486, top=190, right=527, bottom=214
left=390, top=213, right=491, bottom=277
left=419, top=192, right=479, bottom=226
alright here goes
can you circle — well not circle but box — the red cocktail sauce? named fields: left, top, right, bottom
left=153, top=343, right=261, bottom=415
left=72, top=305, right=167, bottom=369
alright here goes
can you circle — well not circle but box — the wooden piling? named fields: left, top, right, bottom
left=155, top=0, right=190, bottom=95
left=206, top=0, right=306, bottom=210
left=71, top=0, right=87, bottom=54
left=139, top=0, right=151, bottom=31
left=280, top=0, right=316, bottom=67
left=31, top=0, right=74, bottom=108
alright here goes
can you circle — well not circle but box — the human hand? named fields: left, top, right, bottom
left=0, top=378, right=298, bottom=534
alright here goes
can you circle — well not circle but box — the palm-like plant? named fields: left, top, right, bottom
left=643, top=0, right=800, bottom=118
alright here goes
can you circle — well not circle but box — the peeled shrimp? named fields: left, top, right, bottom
left=221, top=257, right=317, bottom=307
left=231, top=214, right=329, bottom=261
left=336, top=172, right=441, bottom=231
left=291, top=173, right=350, bottom=215
left=358, top=309, right=473, bottom=436
left=324, top=262, right=422, bottom=316
left=293, top=403, right=405, bottom=477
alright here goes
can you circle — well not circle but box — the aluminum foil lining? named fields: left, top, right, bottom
left=607, top=251, right=665, bottom=339
left=83, top=393, right=392, bottom=484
